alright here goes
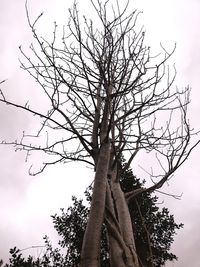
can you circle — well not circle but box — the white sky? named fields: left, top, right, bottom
left=0, top=0, right=200, bottom=266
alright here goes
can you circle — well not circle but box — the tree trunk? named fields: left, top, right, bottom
left=106, top=180, right=127, bottom=267
left=105, top=166, right=140, bottom=267
left=80, top=141, right=111, bottom=267
left=111, top=181, right=140, bottom=267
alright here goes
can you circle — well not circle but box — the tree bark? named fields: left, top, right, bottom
left=111, top=181, right=140, bottom=267
left=105, top=165, right=140, bottom=267
left=106, top=180, right=127, bottom=267
left=80, top=141, right=111, bottom=267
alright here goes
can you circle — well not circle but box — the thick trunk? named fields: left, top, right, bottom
left=106, top=181, right=126, bottom=267
left=80, top=141, right=111, bottom=267
left=111, top=181, right=140, bottom=267
left=105, top=166, right=139, bottom=267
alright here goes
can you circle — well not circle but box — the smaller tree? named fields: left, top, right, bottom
left=52, top=164, right=183, bottom=267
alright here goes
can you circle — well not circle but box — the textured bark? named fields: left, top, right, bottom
left=106, top=181, right=127, bottom=267
left=112, top=181, right=140, bottom=267
left=80, top=141, right=111, bottom=267
left=105, top=166, right=140, bottom=267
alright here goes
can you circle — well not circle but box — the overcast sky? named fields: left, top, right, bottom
left=0, top=0, right=200, bottom=266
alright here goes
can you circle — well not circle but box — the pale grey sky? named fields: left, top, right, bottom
left=0, top=0, right=200, bottom=266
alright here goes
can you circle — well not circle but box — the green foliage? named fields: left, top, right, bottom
left=3, top=237, right=67, bottom=267
left=3, top=247, right=37, bottom=267
left=52, top=197, right=89, bottom=266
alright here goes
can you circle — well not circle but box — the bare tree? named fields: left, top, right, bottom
left=0, top=0, right=199, bottom=266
